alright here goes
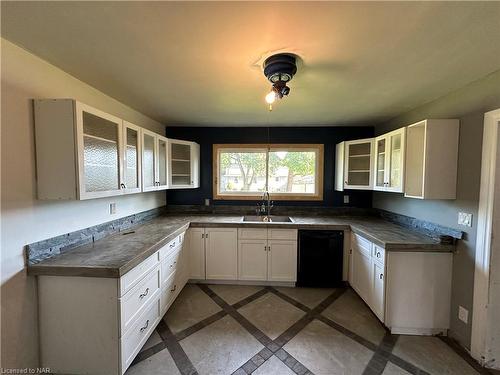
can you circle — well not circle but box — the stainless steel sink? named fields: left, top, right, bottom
left=242, top=215, right=294, bottom=223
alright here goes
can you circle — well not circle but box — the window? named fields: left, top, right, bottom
left=213, top=144, right=324, bottom=200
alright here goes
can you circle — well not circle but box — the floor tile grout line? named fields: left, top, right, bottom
left=198, top=284, right=315, bottom=375
left=156, top=319, right=199, bottom=375
left=361, top=333, right=399, bottom=375
left=266, top=286, right=312, bottom=313
left=130, top=337, right=168, bottom=367
left=438, top=336, right=492, bottom=375
left=174, top=310, right=228, bottom=341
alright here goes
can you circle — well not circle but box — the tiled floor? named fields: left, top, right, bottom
left=126, top=284, right=486, bottom=375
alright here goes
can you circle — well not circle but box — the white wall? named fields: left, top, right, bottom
left=0, top=39, right=167, bottom=369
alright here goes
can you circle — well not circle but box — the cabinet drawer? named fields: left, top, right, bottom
left=159, top=233, right=184, bottom=259
left=352, top=233, right=372, bottom=258
left=268, top=228, right=297, bottom=240
left=121, top=299, right=160, bottom=370
left=120, top=266, right=160, bottom=334
left=238, top=228, right=267, bottom=240
left=372, top=245, right=385, bottom=264
left=160, top=248, right=181, bottom=286
left=160, top=272, right=177, bottom=314
left=120, top=252, right=159, bottom=296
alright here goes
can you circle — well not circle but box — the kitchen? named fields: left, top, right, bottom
left=1, top=2, right=500, bottom=375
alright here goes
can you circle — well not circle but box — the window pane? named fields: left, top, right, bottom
left=268, top=150, right=316, bottom=194
left=219, top=150, right=266, bottom=194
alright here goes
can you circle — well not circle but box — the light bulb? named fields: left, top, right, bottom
left=265, top=91, right=276, bottom=104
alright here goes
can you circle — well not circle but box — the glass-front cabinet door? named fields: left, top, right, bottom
left=374, top=137, right=387, bottom=191
left=121, top=122, right=141, bottom=194
left=142, top=130, right=157, bottom=192
left=344, top=138, right=374, bottom=190
left=157, top=136, right=169, bottom=190
left=372, top=128, right=405, bottom=193
left=76, top=102, right=123, bottom=199
left=387, top=128, right=405, bottom=192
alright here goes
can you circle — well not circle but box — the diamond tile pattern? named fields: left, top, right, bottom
left=180, top=315, right=263, bottom=375
left=128, top=284, right=480, bottom=375
left=238, top=293, right=306, bottom=340
left=164, top=284, right=222, bottom=333
left=322, top=288, right=386, bottom=345
left=284, top=319, right=374, bottom=375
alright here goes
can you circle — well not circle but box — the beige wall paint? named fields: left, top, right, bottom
left=374, top=69, right=500, bottom=349
left=0, top=39, right=166, bottom=369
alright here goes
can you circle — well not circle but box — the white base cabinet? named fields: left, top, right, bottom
left=349, top=232, right=452, bottom=335
left=185, top=227, right=298, bottom=283
left=38, top=231, right=187, bottom=375
left=238, top=228, right=298, bottom=283
left=206, top=228, right=238, bottom=280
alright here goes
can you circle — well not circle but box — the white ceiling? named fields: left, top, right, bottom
left=2, top=1, right=500, bottom=126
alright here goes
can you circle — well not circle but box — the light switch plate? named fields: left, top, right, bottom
left=343, top=195, right=350, bottom=204
left=458, top=306, right=469, bottom=324
left=458, top=212, right=472, bottom=227
left=110, top=202, right=116, bottom=215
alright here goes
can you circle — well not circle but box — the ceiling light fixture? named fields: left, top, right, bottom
left=263, top=53, right=297, bottom=111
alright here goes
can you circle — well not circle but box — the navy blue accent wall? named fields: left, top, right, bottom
left=165, top=126, right=374, bottom=207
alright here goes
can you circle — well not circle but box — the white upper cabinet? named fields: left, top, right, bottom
left=34, top=99, right=199, bottom=200
left=167, top=139, right=200, bottom=189
left=344, top=138, right=375, bottom=190
left=142, top=129, right=169, bottom=192
left=404, top=119, right=459, bottom=199
left=335, top=138, right=374, bottom=191
left=34, top=99, right=140, bottom=200
left=373, top=128, right=406, bottom=193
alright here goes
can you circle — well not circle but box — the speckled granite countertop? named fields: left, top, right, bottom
left=27, top=214, right=454, bottom=278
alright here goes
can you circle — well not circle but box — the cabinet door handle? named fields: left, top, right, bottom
left=140, top=319, right=149, bottom=333
left=380, top=273, right=383, bottom=280
left=268, top=245, right=271, bottom=252
left=170, top=284, right=177, bottom=292
left=120, top=183, right=126, bottom=189
left=170, top=242, right=176, bottom=248
left=376, top=252, right=381, bottom=258
left=264, top=246, right=267, bottom=252
left=139, top=287, right=149, bottom=299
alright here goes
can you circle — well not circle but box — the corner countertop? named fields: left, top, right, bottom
left=27, top=214, right=455, bottom=278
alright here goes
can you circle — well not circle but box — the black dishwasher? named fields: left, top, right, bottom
left=297, top=230, right=344, bottom=287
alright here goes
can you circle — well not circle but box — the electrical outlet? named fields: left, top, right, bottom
left=204, top=198, right=210, bottom=206
left=458, top=212, right=472, bottom=227
left=458, top=306, right=469, bottom=324
left=110, top=202, right=116, bottom=215
left=343, top=195, right=350, bottom=204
